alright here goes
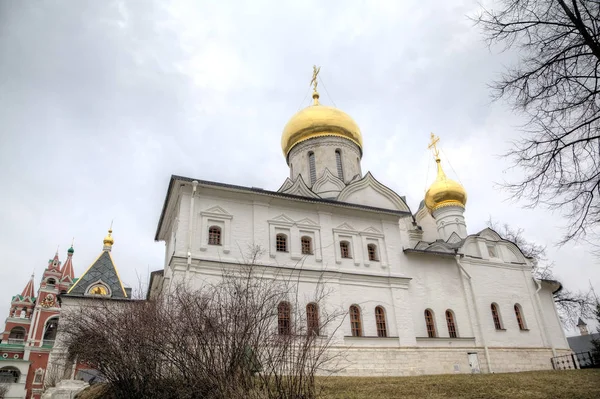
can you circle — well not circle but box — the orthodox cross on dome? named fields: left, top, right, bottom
left=428, top=133, right=441, bottom=161
left=310, top=65, right=321, bottom=105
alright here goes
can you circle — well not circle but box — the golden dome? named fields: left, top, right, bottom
left=425, top=158, right=467, bottom=212
left=103, top=229, right=114, bottom=247
left=281, top=93, right=363, bottom=157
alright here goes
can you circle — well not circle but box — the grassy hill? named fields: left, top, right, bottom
left=318, top=370, right=600, bottom=399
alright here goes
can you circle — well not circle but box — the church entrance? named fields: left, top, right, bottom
left=467, top=353, right=481, bottom=374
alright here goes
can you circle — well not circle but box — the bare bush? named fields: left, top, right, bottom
left=0, top=383, right=8, bottom=399
left=60, top=248, right=344, bottom=399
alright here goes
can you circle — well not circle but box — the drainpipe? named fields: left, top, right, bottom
left=455, top=255, right=493, bottom=373
left=534, top=279, right=557, bottom=357
left=187, top=181, right=199, bottom=274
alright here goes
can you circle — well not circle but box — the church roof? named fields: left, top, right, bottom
left=155, top=175, right=414, bottom=241
left=67, top=251, right=127, bottom=298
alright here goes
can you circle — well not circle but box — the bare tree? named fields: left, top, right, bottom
left=59, top=246, right=345, bottom=399
left=475, top=1, right=600, bottom=244
left=487, top=217, right=596, bottom=327
left=0, top=383, right=8, bottom=399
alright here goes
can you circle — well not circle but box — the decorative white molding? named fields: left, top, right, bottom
left=282, top=176, right=321, bottom=198
left=277, top=177, right=294, bottom=192
left=336, top=172, right=410, bottom=212
left=312, top=168, right=346, bottom=197
left=333, top=224, right=361, bottom=266
left=360, top=227, right=388, bottom=267
left=268, top=215, right=323, bottom=261
left=199, top=206, right=233, bottom=254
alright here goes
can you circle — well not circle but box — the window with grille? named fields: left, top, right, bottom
left=367, top=244, right=378, bottom=261
left=308, top=152, right=316, bottom=185
left=278, top=302, right=291, bottom=335
left=446, top=310, right=457, bottom=338
left=306, top=303, right=319, bottom=335
left=375, top=306, right=387, bottom=337
left=425, top=309, right=436, bottom=338
left=335, top=149, right=344, bottom=179
left=514, top=304, right=526, bottom=330
left=491, top=303, right=503, bottom=330
left=208, top=226, right=221, bottom=245
left=276, top=234, right=288, bottom=252
left=301, top=236, right=312, bottom=255
left=350, top=305, right=362, bottom=337
left=340, top=241, right=351, bottom=258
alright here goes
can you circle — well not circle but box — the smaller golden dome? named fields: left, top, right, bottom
left=425, top=158, right=467, bottom=212
left=281, top=92, right=363, bottom=157
left=103, top=229, right=114, bottom=247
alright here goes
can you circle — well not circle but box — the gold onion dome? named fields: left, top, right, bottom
left=425, top=157, right=467, bottom=212
left=281, top=74, right=363, bottom=157
left=103, top=228, right=114, bottom=247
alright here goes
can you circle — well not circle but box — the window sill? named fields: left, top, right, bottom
left=344, top=335, right=399, bottom=339
left=519, top=328, right=530, bottom=332
left=495, top=328, right=507, bottom=331
left=208, top=244, right=222, bottom=246
left=276, top=251, right=289, bottom=253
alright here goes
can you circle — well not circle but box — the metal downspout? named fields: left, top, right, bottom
left=455, top=255, right=493, bottom=373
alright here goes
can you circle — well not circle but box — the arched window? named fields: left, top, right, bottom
left=308, top=151, right=316, bottom=185
left=276, top=234, right=288, bottom=252
left=375, top=306, right=387, bottom=337
left=8, top=326, right=26, bottom=344
left=425, top=309, right=436, bottom=338
left=278, top=302, right=291, bottom=335
left=306, top=303, right=319, bottom=335
left=446, top=310, right=458, bottom=338
left=335, top=149, right=344, bottom=179
left=20, top=307, right=27, bottom=318
left=514, top=304, right=527, bottom=330
left=47, top=278, right=56, bottom=286
left=367, top=244, right=379, bottom=261
left=301, top=236, right=312, bottom=255
left=340, top=241, right=351, bottom=258
left=349, top=305, right=362, bottom=337
left=43, top=318, right=59, bottom=345
left=0, top=366, right=20, bottom=383
left=208, top=226, right=222, bottom=245
left=491, top=303, right=503, bottom=330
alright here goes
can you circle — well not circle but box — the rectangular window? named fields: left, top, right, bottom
left=301, top=236, right=312, bottom=255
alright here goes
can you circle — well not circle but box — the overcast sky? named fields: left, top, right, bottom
left=0, top=0, right=598, bottom=335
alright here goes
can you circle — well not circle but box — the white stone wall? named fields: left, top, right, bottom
left=287, top=137, right=362, bottom=186
left=158, top=181, right=569, bottom=375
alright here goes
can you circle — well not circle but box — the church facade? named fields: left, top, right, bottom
left=150, top=80, right=570, bottom=376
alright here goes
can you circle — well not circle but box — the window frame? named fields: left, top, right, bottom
left=375, top=306, right=387, bottom=338
left=425, top=309, right=437, bottom=338
left=335, top=149, right=344, bottom=180
left=349, top=305, right=362, bottom=337
left=276, top=233, right=288, bottom=252
left=306, top=303, right=319, bottom=336
left=446, top=309, right=458, bottom=338
left=278, top=301, right=291, bottom=335
left=340, top=241, right=352, bottom=259
left=301, top=236, right=313, bottom=255
left=208, top=225, right=222, bottom=246
left=491, top=303, right=503, bottom=330
left=367, top=243, right=379, bottom=262
left=514, top=303, right=527, bottom=330
left=308, top=151, right=316, bottom=185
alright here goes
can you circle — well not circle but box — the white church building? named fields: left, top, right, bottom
left=149, top=77, right=571, bottom=376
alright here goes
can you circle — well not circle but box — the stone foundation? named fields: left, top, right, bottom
left=324, top=347, right=571, bottom=376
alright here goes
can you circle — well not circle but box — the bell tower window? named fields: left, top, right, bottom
left=308, top=151, right=316, bottom=185
left=335, top=149, right=344, bottom=179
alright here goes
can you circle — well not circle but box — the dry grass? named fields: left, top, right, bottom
left=318, top=370, right=600, bottom=399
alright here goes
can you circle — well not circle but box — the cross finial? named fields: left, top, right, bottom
left=428, top=133, right=441, bottom=160
left=109, top=219, right=113, bottom=232
left=310, top=65, right=321, bottom=105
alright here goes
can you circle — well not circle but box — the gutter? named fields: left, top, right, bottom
left=455, top=255, right=493, bottom=373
